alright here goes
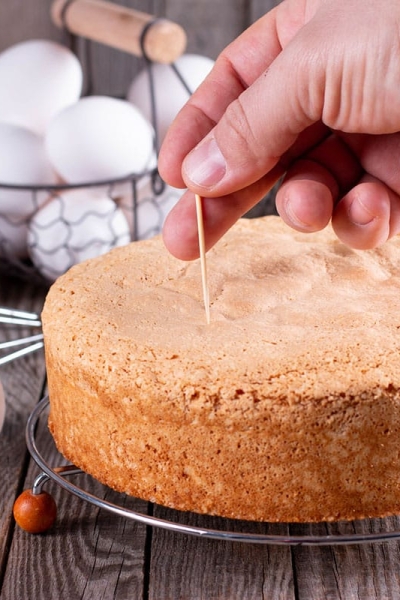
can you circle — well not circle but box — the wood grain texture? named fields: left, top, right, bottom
left=249, top=0, right=283, bottom=22
left=0, top=0, right=63, bottom=52
left=290, top=521, right=400, bottom=600
left=165, top=0, right=247, bottom=58
left=0, top=278, right=47, bottom=577
left=149, top=506, right=295, bottom=600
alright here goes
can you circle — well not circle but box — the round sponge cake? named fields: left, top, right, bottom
left=42, top=215, right=400, bottom=522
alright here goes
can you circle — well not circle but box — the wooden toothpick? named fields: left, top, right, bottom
left=195, top=194, right=210, bottom=324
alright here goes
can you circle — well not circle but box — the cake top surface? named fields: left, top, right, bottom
left=42, top=216, right=400, bottom=410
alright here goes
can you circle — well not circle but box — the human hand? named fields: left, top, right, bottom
left=158, top=0, right=400, bottom=259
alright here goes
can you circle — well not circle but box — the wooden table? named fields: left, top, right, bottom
left=1, top=272, right=400, bottom=600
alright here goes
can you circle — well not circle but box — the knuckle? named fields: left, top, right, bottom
left=222, top=98, right=265, bottom=166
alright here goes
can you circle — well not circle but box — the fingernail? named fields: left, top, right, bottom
left=184, top=137, right=226, bottom=188
left=348, top=197, right=376, bottom=225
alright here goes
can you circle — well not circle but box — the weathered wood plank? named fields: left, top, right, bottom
left=165, top=0, right=247, bottom=59
left=290, top=521, right=400, bottom=600
left=0, top=0, right=63, bottom=53
left=0, top=276, right=48, bottom=579
left=295, top=543, right=400, bottom=600
left=148, top=505, right=295, bottom=599
left=249, top=0, right=282, bottom=23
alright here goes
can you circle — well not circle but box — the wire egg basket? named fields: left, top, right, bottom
left=0, top=168, right=174, bottom=285
left=0, top=1, right=192, bottom=286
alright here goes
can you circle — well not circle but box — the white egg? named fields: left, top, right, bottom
left=0, top=122, right=58, bottom=257
left=127, top=54, right=214, bottom=145
left=27, top=189, right=131, bottom=281
left=115, top=174, right=182, bottom=240
left=0, top=123, right=58, bottom=212
left=45, top=96, right=155, bottom=184
left=0, top=379, right=5, bottom=433
left=0, top=39, right=82, bottom=136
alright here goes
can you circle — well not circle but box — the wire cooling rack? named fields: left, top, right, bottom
left=23, top=395, right=400, bottom=546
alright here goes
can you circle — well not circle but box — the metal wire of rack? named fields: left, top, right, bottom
left=24, top=395, right=400, bottom=546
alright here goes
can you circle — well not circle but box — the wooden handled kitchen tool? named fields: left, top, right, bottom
left=52, top=0, right=187, bottom=64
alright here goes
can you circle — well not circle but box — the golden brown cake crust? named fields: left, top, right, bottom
left=42, top=216, right=400, bottom=522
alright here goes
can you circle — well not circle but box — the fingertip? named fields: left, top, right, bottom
left=162, top=192, right=200, bottom=261
left=332, top=182, right=391, bottom=249
left=276, top=179, right=334, bottom=233
left=158, top=143, right=187, bottom=189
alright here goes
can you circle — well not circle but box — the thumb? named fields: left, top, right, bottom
left=180, top=39, right=318, bottom=196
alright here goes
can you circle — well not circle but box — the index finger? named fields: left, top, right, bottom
left=158, top=6, right=283, bottom=188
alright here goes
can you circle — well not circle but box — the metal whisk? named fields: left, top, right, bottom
left=0, top=307, right=43, bottom=365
